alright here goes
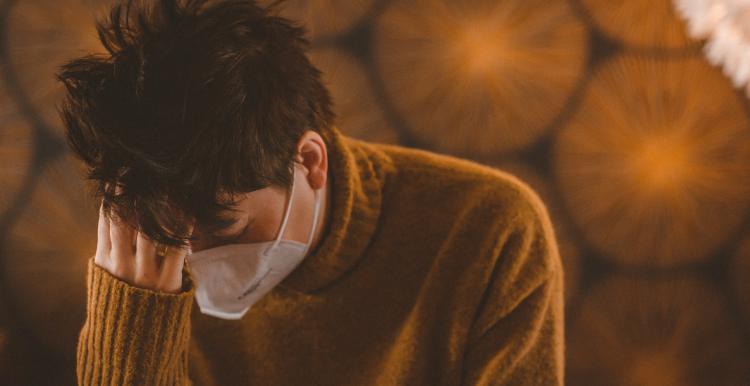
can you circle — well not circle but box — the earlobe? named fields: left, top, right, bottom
left=310, top=167, right=327, bottom=190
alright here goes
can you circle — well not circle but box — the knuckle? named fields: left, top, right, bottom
left=112, top=265, right=131, bottom=280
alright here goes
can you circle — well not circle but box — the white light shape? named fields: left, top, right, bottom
left=674, top=0, right=750, bottom=96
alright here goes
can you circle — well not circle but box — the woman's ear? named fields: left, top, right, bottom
left=295, top=130, right=328, bottom=189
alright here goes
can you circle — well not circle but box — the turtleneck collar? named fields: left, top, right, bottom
left=278, top=125, right=395, bottom=294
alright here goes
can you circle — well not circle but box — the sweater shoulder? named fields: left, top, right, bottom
left=366, top=140, right=561, bottom=275
left=371, top=141, right=549, bottom=220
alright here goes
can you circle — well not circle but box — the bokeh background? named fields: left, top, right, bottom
left=1, top=0, right=749, bottom=384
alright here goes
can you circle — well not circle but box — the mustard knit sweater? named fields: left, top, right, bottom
left=76, top=126, right=565, bottom=385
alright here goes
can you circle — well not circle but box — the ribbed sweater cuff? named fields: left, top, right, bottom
left=77, top=257, right=195, bottom=386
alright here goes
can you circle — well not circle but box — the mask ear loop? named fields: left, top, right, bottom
left=301, top=184, right=322, bottom=257
left=262, top=164, right=297, bottom=257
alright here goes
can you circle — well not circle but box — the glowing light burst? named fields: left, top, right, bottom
left=453, top=22, right=506, bottom=77
left=5, top=0, right=119, bottom=135
left=3, top=154, right=97, bottom=357
left=567, top=276, right=750, bottom=386
left=374, top=0, right=586, bottom=156
left=674, top=0, right=750, bottom=98
left=307, top=48, right=400, bottom=144
left=554, top=54, right=750, bottom=267
left=258, top=0, right=375, bottom=39
left=582, top=0, right=695, bottom=50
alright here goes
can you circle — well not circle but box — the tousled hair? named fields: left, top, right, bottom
left=55, top=0, right=335, bottom=247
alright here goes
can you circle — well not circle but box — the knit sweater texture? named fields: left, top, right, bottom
left=76, top=125, right=565, bottom=385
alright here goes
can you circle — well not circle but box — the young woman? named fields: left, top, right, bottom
left=57, top=1, right=565, bottom=385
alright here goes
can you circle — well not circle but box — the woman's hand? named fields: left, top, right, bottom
left=94, top=201, right=194, bottom=293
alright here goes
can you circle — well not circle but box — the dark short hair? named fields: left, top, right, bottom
left=55, top=0, right=335, bottom=247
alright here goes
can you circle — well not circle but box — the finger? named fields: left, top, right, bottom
left=109, top=213, right=135, bottom=259
left=185, top=220, right=196, bottom=255
left=132, top=223, right=138, bottom=252
left=158, top=243, right=189, bottom=293
left=135, top=231, right=158, bottom=283
left=96, top=201, right=111, bottom=259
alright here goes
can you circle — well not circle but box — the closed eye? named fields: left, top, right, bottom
left=203, top=233, right=244, bottom=250
left=211, top=222, right=251, bottom=244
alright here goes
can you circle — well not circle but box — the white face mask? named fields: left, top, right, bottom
left=186, top=165, right=323, bottom=320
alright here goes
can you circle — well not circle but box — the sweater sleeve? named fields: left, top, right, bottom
left=461, top=193, right=566, bottom=386
left=76, top=256, right=196, bottom=386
